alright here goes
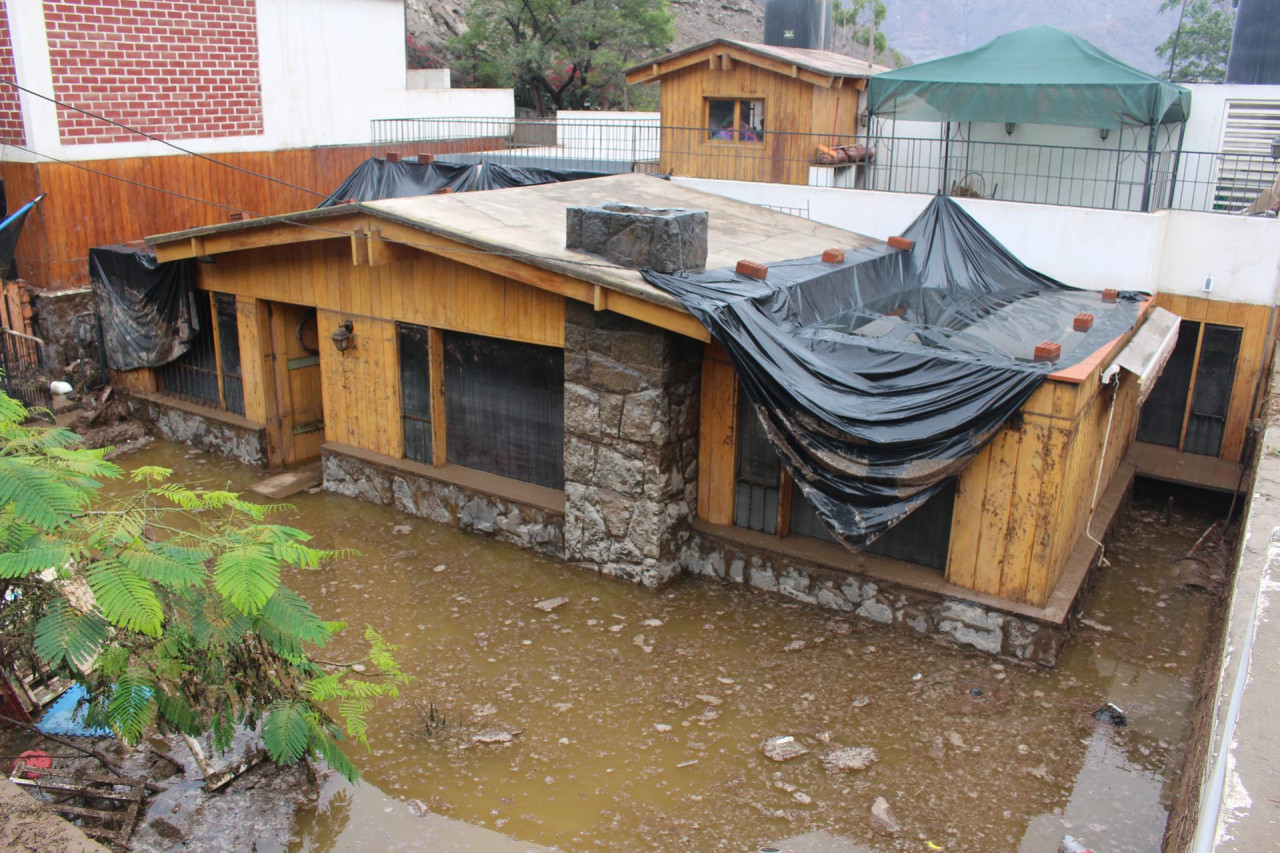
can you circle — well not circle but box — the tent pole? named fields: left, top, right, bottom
left=1167, top=121, right=1187, bottom=210
left=941, top=121, right=951, bottom=195
left=1141, top=122, right=1157, bottom=212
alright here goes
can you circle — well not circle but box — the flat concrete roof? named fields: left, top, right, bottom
left=149, top=173, right=882, bottom=316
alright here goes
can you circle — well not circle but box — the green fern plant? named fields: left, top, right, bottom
left=0, top=389, right=409, bottom=782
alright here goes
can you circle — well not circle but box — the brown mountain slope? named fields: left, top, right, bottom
left=406, top=0, right=1177, bottom=77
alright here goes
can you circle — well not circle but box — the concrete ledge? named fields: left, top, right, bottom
left=137, top=394, right=267, bottom=467
left=682, top=464, right=1136, bottom=665
left=320, top=443, right=565, bottom=556
left=1192, top=419, right=1280, bottom=850
left=1130, top=441, right=1244, bottom=493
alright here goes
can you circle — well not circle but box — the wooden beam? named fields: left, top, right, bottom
left=721, top=54, right=732, bottom=71
left=368, top=228, right=422, bottom=266
left=601, top=289, right=711, bottom=342
left=350, top=230, right=369, bottom=266
left=626, top=44, right=848, bottom=88
left=593, top=284, right=607, bottom=311
left=153, top=217, right=354, bottom=262
left=428, top=327, right=447, bottom=467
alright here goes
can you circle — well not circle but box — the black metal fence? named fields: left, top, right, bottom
left=0, top=329, right=51, bottom=411
left=371, top=116, right=1280, bottom=215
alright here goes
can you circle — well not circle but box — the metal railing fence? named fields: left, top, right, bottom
left=371, top=116, right=1280, bottom=216
left=0, top=329, right=51, bottom=411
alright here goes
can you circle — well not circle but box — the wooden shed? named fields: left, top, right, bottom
left=131, top=174, right=1153, bottom=661
left=625, top=39, right=888, bottom=185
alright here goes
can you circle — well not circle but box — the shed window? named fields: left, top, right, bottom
left=397, top=323, right=433, bottom=464
left=443, top=331, right=564, bottom=489
left=732, top=382, right=953, bottom=570
left=159, top=291, right=242, bottom=415
left=214, top=294, right=244, bottom=416
left=734, top=391, right=780, bottom=533
left=1136, top=319, right=1242, bottom=458
left=707, top=99, right=765, bottom=142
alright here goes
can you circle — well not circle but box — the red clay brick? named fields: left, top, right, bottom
left=1034, top=341, right=1061, bottom=362
left=1073, top=313, right=1094, bottom=332
left=887, top=236, right=915, bottom=251
left=821, top=248, right=845, bottom=264
left=736, top=260, right=769, bottom=279
left=1102, top=289, right=1119, bottom=303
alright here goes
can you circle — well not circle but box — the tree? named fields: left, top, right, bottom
left=1156, top=0, right=1236, bottom=83
left=450, top=0, right=674, bottom=114
left=0, top=389, right=408, bottom=782
left=834, top=0, right=888, bottom=63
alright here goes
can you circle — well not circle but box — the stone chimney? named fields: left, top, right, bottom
left=566, top=203, right=708, bottom=273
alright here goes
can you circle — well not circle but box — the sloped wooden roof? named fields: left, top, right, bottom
left=626, top=39, right=892, bottom=88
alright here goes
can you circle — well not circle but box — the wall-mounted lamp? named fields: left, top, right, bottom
left=1099, top=128, right=1110, bottom=141
left=858, top=109, right=870, bottom=128
left=331, top=319, right=354, bottom=353
left=1005, top=122, right=1015, bottom=136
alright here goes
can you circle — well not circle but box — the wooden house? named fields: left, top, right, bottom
left=131, top=174, right=1155, bottom=664
left=624, top=40, right=888, bottom=186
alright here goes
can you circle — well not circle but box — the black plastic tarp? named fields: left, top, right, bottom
left=90, top=244, right=198, bottom=371
left=0, top=195, right=41, bottom=278
left=317, top=159, right=606, bottom=207
left=643, top=196, right=1143, bottom=548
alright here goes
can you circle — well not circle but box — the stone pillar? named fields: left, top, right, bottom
left=562, top=302, right=701, bottom=588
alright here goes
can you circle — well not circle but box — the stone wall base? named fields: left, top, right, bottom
left=680, top=528, right=1069, bottom=666
left=321, top=449, right=565, bottom=557
left=141, top=399, right=267, bottom=467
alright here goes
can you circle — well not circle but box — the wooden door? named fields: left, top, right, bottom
left=265, top=302, right=326, bottom=466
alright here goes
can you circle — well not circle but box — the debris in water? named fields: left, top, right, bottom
left=432, top=564, right=447, bottom=572
left=392, top=524, right=412, bottom=535
left=783, top=640, right=807, bottom=651
left=870, top=796, right=901, bottom=836
left=534, top=596, right=570, bottom=612
left=968, top=687, right=984, bottom=697
left=1078, top=617, right=1113, bottom=632
left=1028, top=763, right=1049, bottom=779
left=641, top=618, right=664, bottom=627
left=695, top=694, right=722, bottom=706
left=821, top=746, right=878, bottom=772
left=654, top=723, right=672, bottom=732
left=851, top=695, right=871, bottom=708
left=1093, top=703, right=1127, bottom=727
left=792, top=791, right=812, bottom=804
left=717, top=676, right=735, bottom=684
left=1058, top=835, right=1094, bottom=853
left=946, top=731, right=966, bottom=749
left=472, top=703, right=498, bottom=718
left=676, top=759, right=699, bottom=768
left=761, top=736, right=809, bottom=762
left=912, top=673, right=922, bottom=681
left=472, top=727, right=519, bottom=744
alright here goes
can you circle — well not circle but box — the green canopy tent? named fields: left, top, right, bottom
left=866, top=25, right=1190, bottom=129
left=865, top=25, right=1192, bottom=210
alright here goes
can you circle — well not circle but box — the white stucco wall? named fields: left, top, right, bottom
left=1, top=0, right=512, bottom=162
left=673, top=177, right=1280, bottom=306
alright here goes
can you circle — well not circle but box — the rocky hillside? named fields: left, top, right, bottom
left=406, top=0, right=1176, bottom=75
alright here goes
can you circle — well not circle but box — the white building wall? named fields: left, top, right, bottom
left=673, top=177, right=1280, bottom=307
left=1, top=0, right=512, bottom=163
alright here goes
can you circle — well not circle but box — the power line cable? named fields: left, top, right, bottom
left=0, top=78, right=329, bottom=199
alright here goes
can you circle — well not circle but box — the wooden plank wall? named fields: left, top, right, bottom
left=697, top=342, right=738, bottom=526
left=0, top=281, right=32, bottom=334
left=0, top=143, right=383, bottom=290
left=1152, top=294, right=1276, bottom=464
left=190, top=238, right=565, bottom=462
left=947, top=370, right=1141, bottom=606
left=659, top=64, right=857, bottom=185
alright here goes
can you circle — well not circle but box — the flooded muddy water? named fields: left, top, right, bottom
left=120, top=443, right=1224, bottom=852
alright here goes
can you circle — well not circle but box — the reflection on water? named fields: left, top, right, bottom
left=116, top=444, right=1220, bottom=852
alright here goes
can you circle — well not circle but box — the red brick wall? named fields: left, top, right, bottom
left=0, top=5, right=26, bottom=145
left=43, top=0, right=264, bottom=145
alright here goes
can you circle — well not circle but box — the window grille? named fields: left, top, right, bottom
left=443, top=331, right=564, bottom=489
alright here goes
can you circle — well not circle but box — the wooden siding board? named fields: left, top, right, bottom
left=697, top=351, right=739, bottom=525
